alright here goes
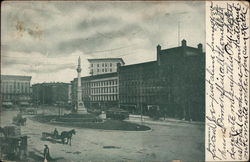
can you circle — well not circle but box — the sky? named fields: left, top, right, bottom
left=1, top=1, right=205, bottom=84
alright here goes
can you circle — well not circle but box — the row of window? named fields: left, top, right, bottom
left=91, top=80, right=117, bottom=87
left=91, top=63, right=114, bottom=68
left=1, top=82, right=30, bottom=94
left=91, top=95, right=118, bottom=101
left=119, top=80, right=160, bottom=86
left=96, top=68, right=113, bottom=73
left=120, top=95, right=157, bottom=103
left=91, top=87, right=118, bottom=94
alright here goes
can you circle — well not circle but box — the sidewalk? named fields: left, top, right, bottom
left=127, top=114, right=204, bottom=126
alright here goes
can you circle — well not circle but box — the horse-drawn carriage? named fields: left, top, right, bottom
left=21, top=108, right=37, bottom=115
left=0, top=126, right=28, bottom=160
left=41, top=129, right=76, bottom=145
left=12, top=113, right=26, bottom=126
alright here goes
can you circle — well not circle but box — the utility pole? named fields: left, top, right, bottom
left=36, top=86, right=38, bottom=114
left=43, top=86, right=45, bottom=115
left=140, top=67, right=143, bottom=123
left=178, top=21, right=180, bottom=46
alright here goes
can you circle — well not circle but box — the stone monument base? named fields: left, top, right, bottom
left=73, top=102, right=88, bottom=114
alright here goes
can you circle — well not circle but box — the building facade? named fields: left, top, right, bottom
left=118, top=61, right=160, bottom=115
left=71, top=72, right=119, bottom=110
left=32, top=82, right=71, bottom=106
left=1, top=75, right=32, bottom=106
left=88, top=58, right=125, bottom=75
left=118, top=40, right=205, bottom=121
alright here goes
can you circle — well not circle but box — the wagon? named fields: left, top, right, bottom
left=42, top=132, right=58, bottom=139
left=12, top=116, right=26, bottom=126
left=22, top=108, right=37, bottom=115
left=0, top=126, right=28, bottom=160
left=41, top=132, right=61, bottom=143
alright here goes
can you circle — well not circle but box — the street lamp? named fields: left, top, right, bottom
left=16, top=89, right=20, bottom=106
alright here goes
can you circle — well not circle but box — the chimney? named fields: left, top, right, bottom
left=197, top=43, right=203, bottom=53
left=181, top=39, right=187, bottom=47
left=117, top=63, right=121, bottom=72
left=157, top=44, right=161, bottom=66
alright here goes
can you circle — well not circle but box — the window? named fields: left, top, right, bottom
left=105, top=68, right=107, bottom=72
left=102, top=63, right=104, bottom=67
left=110, top=69, right=112, bottom=72
left=91, top=64, right=93, bottom=67
left=105, top=63, right=107, bottom=67
left=102, top=69, right=104, bottom=72
left=97, top=69, right=99, bottom=72
left=110, top=63, right=112, bottom=67
left=97, top=64, right=99, bottom=67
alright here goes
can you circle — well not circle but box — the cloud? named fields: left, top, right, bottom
left=1, top=1, right=205, bottom=83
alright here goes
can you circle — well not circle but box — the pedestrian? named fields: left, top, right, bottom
left=53, top=128, right=59, bottom=138
left=43, top=144, right=52, bottom=161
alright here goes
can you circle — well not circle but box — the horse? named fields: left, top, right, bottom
left=60, top=129, right=76, bottom=145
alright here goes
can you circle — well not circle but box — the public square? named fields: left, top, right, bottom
left=1, top=108, right=205, bottom=161
left=1, top=2, right=206, bottom=161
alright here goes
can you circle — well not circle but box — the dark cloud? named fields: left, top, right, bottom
left=1, top=1, right=205, bottom=83
left=58, top=24, right=144, bottom=54
left=76, top=17, right=120, bottom=31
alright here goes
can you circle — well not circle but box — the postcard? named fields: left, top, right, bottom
left=0, top=1, right=248, bottom=162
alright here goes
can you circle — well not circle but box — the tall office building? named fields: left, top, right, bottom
left=88, top=58, right=125, bottom=75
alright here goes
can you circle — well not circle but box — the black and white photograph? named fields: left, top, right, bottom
left=1, top=1, right=206, bottom=161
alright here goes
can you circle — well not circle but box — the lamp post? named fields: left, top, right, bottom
left=16, top=89, right=20, bottom=106
left=36, top=86, right=38, bottom=114
left=42, top=86, right=45, bottom=115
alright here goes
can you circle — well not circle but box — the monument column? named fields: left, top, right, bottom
left=74, top=56, right=88, bottom=114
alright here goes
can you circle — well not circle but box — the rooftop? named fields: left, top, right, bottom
left=32, top=82, right=70, bottom=86
left=119, top=61, right=157, bottom=69
left=1, top=75, right=32, bottom=81
left=88, top=58, right=125, bottom=65
left=72, top=72, right=118, bottom=82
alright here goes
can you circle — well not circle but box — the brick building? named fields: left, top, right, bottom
left=118, top=61, right=160, bottom=115
left=1, top=75, right=32, bottom=106
left=32, top=82, right=71, bottom=106
left=118, top=40, right=205, bottom=121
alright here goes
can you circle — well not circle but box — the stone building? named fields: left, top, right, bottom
left=118, top=40, right=205, bottom=121
left=71, top=72, right=119, bottom=110
left=88, top=58, right=125, bottom=75
left=32, top=82, right=71, bottom=106
left=1, top=75, right=32, bottom=106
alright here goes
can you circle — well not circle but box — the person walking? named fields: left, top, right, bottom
left=43, top=144, right=52, bottom=161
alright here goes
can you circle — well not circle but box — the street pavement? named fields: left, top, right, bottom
left=0, top=109, right=205, bottom=161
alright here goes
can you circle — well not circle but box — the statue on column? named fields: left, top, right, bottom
left=73, top=56, right=88, bottom=114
